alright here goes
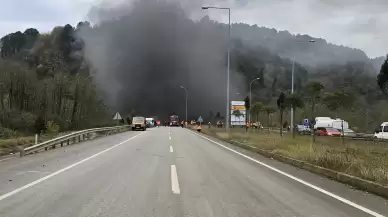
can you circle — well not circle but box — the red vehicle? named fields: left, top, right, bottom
left=169, top=115, right=180, bottom=127
left=315, top=127, right=342, bottom=136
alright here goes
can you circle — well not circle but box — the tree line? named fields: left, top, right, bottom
left=0, top=22, right=113, bottom=137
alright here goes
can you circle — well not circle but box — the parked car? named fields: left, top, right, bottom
left=315, top=127, right=342, bottom=136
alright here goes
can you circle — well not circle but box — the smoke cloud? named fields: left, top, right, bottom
left=79, top=0, right=244, bottom=120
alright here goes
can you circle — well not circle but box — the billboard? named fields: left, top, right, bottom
left=231, top=101, right=246, bottom=126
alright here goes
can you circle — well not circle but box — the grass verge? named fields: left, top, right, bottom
left=202, top=127, right=388, bottom=187
left=0, top=133, right=73, bottom=156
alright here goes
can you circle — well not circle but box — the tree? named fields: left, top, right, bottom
left=262, top=105, right=276, bottom=129
left=303, top=81, right=324, bottom=141
left=277, top=92, right=286, bottom=136
left=244, top=95, right=250, bottom=122
left=284, top=93, right=304, bottom=138
left=250, top=102, right=263, bottom=122
left=34, top=115, right=46, bottom=135
left=377, top=55, right=388, bottom=95
left=323, top=91, right=356, bottom=111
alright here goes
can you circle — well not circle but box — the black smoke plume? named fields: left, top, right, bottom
left=79, top=0, right=244, bottom=120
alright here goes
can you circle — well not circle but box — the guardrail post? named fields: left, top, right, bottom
left=52, top=144, right=56, bottom=149
left=78, top=135, right=81, bottom=142
left=67, top=139, right=70, bottom=145
left=73, top=137, right=76, bottom=144
left=61, top=141, right=63, bottom=147
left=45, top=147, right=48, bottom=151
left=20, top=149, right=25, bottom=157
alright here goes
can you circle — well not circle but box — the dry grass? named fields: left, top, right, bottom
left=0, top=133, right=72, bottom=156
left=202, top=127, right=388, bottom=186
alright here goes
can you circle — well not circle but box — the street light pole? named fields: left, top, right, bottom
left=290, top=39, right=316, bottom=132
left=202, top=6, right=231, bottom=131
left=249, top=78, right=260, bottom=124
left=291, top=55, right=295, bottom=132
left=181, top=86, right=188, bottom=122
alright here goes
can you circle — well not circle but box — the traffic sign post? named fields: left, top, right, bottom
left=113, top=112, right=122, bottom=125
left=197, top=116, right=203, bottom=126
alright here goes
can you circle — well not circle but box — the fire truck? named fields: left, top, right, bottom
left=169, top=115, right=180, bottom=127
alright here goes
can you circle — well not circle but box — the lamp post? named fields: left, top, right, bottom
left=202, top=6, right=231, bottom=130
left=249, top=78, right=260, bottom=124
left=290, top=39, right=316, bottom=131
left=180, top=86, right=188, bottom=122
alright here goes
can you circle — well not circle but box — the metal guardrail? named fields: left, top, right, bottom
left=211, top=126, right=385, bottom=142
left=20, top=125, right=130, bottom=157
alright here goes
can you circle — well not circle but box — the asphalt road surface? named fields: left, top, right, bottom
left=0, top=127, right=387, bottom=217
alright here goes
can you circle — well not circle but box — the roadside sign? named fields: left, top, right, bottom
left=231, top=101, right=246, bottom=126
left=113, top=112, right=122, bottom=120
left=197, top=116, right=203, bottom=123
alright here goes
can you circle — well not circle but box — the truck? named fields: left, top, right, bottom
left=314, top=117, right=349, bottom=130
left=169, top=115, right=180, bottom=127
left=146, top=118, right=155, bottom=128
left=131, top=116, right=146, bottom=131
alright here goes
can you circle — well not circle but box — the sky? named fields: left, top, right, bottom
left=0, top=0, right=387, bottom=58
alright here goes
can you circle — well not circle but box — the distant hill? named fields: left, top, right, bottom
left=231, top=23, right=385, bottom=72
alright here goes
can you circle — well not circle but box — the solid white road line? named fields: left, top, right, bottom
left=171, top=165, right=180, bottom=194
left=0, top=132, right=145, bottom=202
left=191, top=131, right=384, bottom=217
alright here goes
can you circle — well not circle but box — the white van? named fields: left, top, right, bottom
left=374, top=122, right=388, bottom=139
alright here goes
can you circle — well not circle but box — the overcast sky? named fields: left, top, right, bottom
left=1, top=0, right=387, bottom=58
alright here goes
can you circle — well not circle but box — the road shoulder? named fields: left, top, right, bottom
left=190, top=130, right=388, bottom=216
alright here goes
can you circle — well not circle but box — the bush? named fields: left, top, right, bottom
left=34, top=115, right=46, bottom=134
left=0, top=127, right=17, bottom=139
left=46, top=114, right=70, bottom=132
left=46, top=120, right=60, bottom=134
left=5, top=111, right=36, bottom=132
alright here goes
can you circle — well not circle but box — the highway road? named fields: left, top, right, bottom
left=0, top=127, right=387, bottom=217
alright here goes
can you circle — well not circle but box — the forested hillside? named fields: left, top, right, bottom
left=1, top=3, right=387, bottom=136
left=231, top=23, right=385, bottom=71
left=0, top=22, right=113, bottom=137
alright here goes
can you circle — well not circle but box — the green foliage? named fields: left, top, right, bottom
left=323, top=91, right=356, bottom=111
left=0, top=127, right=17, bottom=139
left=250, top=102, right=263, bottom=121
left=284, top=93, right=304, bottom=110
left=303, top=81, right=324, bottom=112
left=262, top=105, right=276, bottom=115
left=244, top=96, right=250, bottom=110
left=46, top=120, right=60, bottom=134
left=34, top=115, right=46, bottom=135
left=380, top=55, right=388, bottom=75
left=0, top=24, right=112, bottom=137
